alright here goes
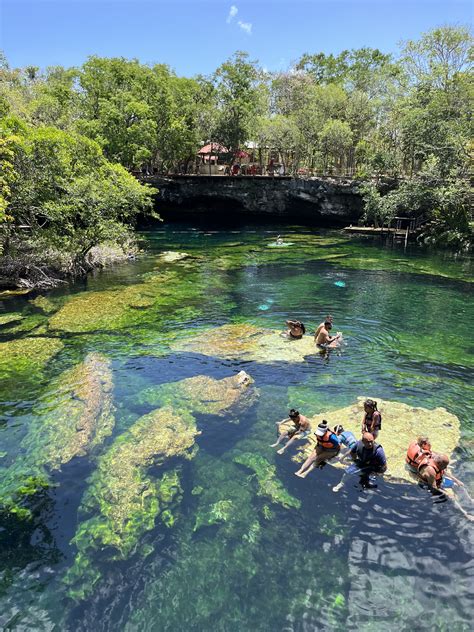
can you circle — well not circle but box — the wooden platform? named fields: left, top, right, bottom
left=343, top=226, right=407, bottom=237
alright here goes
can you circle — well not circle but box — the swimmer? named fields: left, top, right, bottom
left=270, top=409, right=311, bottom=455
left=276, top=235, right=283, bottom=245
left=314, top=320, right=341, bottom=349
left=294, top=421, right=340, bottom=478
left=284, top=319, right=306, bottom=340
left=314, top=314, right=333, bottom=340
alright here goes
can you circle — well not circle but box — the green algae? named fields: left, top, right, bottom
left=64, top=407, right=199, bottom=599
left=0, top=353, right=114, bottom=517
left=137, top=371, right=258, bottom=420
left=233, top=452, right=301, bottom=509
left=0, top=337, right=63, bottom=397
left=0, top=313, right=24, bottom=326
left=193, top=499, right=235, bottom=531
left=396, top=330, right=474, bottom=369
left=29, top=295, right=58, bottom=315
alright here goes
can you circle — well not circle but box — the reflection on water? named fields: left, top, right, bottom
left=0, top=224, right=472, bottom=630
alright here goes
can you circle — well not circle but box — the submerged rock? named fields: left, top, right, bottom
left=30, top=295, right=57, bottom=315
left=292, top=397, right=460, bottom=484
left=0, top=337, right=63, bottom=389
left=233, top=452, right=301, bottom=509
left=157, top=251, right=191, bottom=263
left=0, top=313, right=24, bottom=326
left=64, top=406, right=199, bottom=599
left=171, top=323, right=318, bottom=363
left=0, top=353, right=114, bottom=517
left=138, top=370, right=258, bottom=421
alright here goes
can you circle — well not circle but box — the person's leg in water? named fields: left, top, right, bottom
left=277, top=431, right=301, bottom=454
left=333, top=464, right=371, bottom=492
left=294, top=451, right=316, bottom=477
left=270, top=431, right=290, bottom=448
left=295, top=448, right=339, bottom=478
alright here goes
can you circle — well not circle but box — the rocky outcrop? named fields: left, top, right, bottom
left=146, top=175, right=362, bottom=223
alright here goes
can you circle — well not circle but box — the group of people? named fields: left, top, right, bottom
left=284, top=314, right=342, bottom=349
left=270, top=397, right=470, bottom=505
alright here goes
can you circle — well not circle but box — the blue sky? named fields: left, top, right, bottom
left=1, top=1, right=472, bottom=75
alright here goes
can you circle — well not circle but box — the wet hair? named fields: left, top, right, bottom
left=333, top=424, right=344, bottom=435
left=325, top=315, right=334, bottom=322
left=289, top=409, right=300, bottom=418
left=324, top=321, right=332, bottom=328
left=417, top=436, right=430, bottom=447
left=434, top=453, right=449, bottom=468
left=364, top=399, right=377, bottom=410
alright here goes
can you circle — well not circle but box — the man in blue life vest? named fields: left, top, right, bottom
left=332, top=432, right=386, bottom=492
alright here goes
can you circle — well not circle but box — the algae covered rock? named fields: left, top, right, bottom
left=0, top=337, right=63, bottom=393
left=30, top=295, right=58, bottom=315
left=0, top=353, right=114, bottom=517
left=0, top=313, right=24, bottom=326
left=171, top=323, right=318, bottom=363
left=297, top=397, right=460, bottom=484
left=157, top=251, right=191, bottom=263
left=233, top=452, right=301, bottom=509
left=138, top=370, right=258, bottom=421
left=64, top=406, right=199, bottom=599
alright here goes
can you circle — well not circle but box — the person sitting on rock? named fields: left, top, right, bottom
left=333, top=432, right=386, bottom=492
left=417, top=453, right=451, bottom=489
left=294, top=421, right=340, bottom=478
left=406, top=436, right=432, bottom=472
left=361, top=399, right=382, bottom=438
left=285, top=319, right=306, bottom=339
left=314, top=314, right=333, bottom=340
left=270, top=409, right=311, bottom=455
left=333, top=424, right=357, bottom=458
left=314, top=320, right=341, bottom=348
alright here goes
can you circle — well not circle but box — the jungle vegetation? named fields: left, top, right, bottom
left=0, top=25, right=472, bottom=286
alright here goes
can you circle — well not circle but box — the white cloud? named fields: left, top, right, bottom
left=238, top=20, right=252, bottom=35
left=227, top=5, right=238, bottom=23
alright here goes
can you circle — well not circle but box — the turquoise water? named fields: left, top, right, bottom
left=0, top=224, right=473, bottom=631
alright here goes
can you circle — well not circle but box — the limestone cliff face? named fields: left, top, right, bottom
left=146, top=175, right=362, bottom=223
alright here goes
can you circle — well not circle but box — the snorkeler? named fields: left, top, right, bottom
left=285, top=320, right=306, bottom=339
left=271, top=409, right=311, bottom=455
left=361, top=399, right=382, bottom=438
left=276, top=235, right=283, bottom=245
left=294, top=422, right=340, bottom=478
left=314, top=320, right=341, bottom=348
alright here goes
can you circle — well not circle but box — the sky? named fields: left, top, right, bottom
left=1, top=0, right=472, bottom=76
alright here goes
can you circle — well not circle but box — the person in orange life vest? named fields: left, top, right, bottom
left=294, top=421, right=340, bottom=478
left=361, top=399, right=382, bottom=439
left=417, top=453, right=450, bottom=489
left=406, top=436, right=432, bottom=472
left=314, top=314, right=333, bottom=340
left=270, top=409, right=311, bottom=455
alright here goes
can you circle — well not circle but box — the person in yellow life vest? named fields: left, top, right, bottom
left=406, top=436, right=432, bottom=472
left=294, top=421, right=340, bottom=478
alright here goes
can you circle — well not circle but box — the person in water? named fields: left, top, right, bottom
left=361, top=399, right=382, bottom=438
left=406, top=436, right=432, bottom=472
left=285, top=320, right=306, bottom=339
left=332, top=432, right=386, bottom=491
left=271, top=409, right=311, bottom=455
left=314, top=320, right=341, bottom=348
left=276, top=235, right=283, bottom=245
left=294, top=421, right=340, bottom=478
left=416, top=453, right=452, bottom=489
left=314, top=314, right=333, bottom=340
left=333, top=424, right=357, bottom=458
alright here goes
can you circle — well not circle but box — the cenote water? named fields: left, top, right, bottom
left=0, top=224, right=473, bottom=631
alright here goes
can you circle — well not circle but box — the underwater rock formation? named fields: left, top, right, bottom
left=137, top=370, right=258, bottom=421
left=233, top=452, right=301, bottom=509
left=171, top=323, right=318, bottom=363
left=0, top=336, right=63, bottom=394
left=64, top=406, right=199, bottom=599
left=157, top=251, right=191, bottom=263
left=292, top=397, right=460, bottom=483
left=0, top=353, right=114, bottom=517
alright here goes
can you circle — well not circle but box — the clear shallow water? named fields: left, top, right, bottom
left=0, top=224, right=473, bottom=631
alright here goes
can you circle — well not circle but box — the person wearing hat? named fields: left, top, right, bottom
left=270, top=409, right=311, bottom=455
left=294, top=421, right=340, bottom=478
